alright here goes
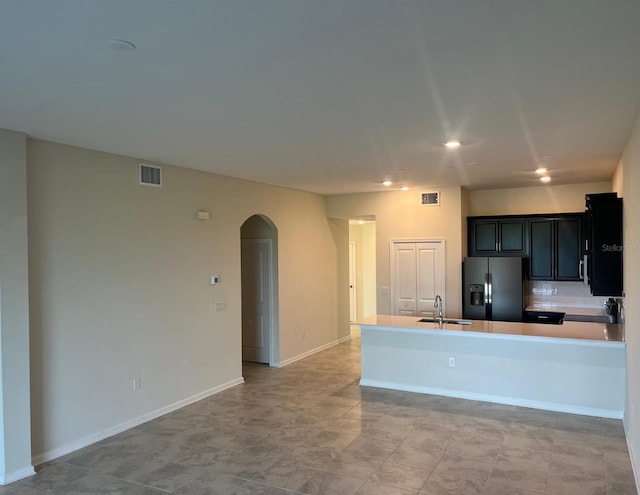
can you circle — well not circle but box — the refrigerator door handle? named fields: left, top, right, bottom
left=579, top=259, right=584, bottom=280
left=487, top=273, right=493, bottom=305
left=484, top=274, right=490, bottom=305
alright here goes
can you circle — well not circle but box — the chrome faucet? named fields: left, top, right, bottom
left=434, top=295, right=443, bottom=325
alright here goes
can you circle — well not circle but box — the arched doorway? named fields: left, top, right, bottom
left=240, top=215, right=279, bottom=366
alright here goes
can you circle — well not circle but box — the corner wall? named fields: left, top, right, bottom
left=0, top=129, right=34, bottom=483
left=613, top=162, right=624, bottom=196
left=621, top=113, right=640, bottom=486
left=27, top=139, right=345, bottom=461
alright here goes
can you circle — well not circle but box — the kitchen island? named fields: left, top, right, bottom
left=358, top=315, right=625, bottom=418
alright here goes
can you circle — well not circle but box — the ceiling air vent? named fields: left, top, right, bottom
left=139, top=163, right=162, bottom=187
left=420, top=191, right=440, bottom=206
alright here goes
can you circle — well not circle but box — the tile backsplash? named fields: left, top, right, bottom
left=527, top=281, right=610, bottom=309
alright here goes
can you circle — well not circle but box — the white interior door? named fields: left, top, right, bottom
left=241, top=239, right=272, bottom=363
left=349, top=241, right=357, bottom=322
left=416, top=242, right=444, bottom=316
left=391, top=240, right=445, bottom=316
left=392, top=243, right=418, bottom=315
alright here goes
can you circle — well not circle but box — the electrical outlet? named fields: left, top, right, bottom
left=132, top=377, right=142, bottom=391
left=214, top=302, right=226, bottom=311
left=448, top=357, right=455, bottom=367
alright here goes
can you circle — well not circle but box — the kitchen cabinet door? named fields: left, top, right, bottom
left=556, top=218, right=582, bottom=280
left=500, top=220, right=526, bottom=253
left=529, top=220, right=553, bottom=279
left=529, top=215, right=585, bottom=281
left=468, top=218, right=526, bottom=256
left=471, top=220, right=498, bottom=253
left=587, top=193, right=623, bottom=296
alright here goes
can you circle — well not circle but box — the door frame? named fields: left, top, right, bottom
left=389, top=238, right=446, bottom=316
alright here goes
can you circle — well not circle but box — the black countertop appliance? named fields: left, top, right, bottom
left=524, top=310, right=566, bottom=325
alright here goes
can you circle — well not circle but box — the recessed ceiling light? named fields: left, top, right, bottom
left=535, top=168, right=547, bottom=174
left=444, top=140, right=462, bottom=149
left=400, top=186, right=409, bottom=191
left=540, top=176, right=551, bottom=183
left=382, top=180, right=393, bottom=187
left=107, top=39, right=136, bottom=52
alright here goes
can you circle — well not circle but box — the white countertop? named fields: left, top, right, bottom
left=356, top=314, right=624, bottom=342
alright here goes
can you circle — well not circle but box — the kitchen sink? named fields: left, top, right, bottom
left=418, top=318, right=473, bottom=325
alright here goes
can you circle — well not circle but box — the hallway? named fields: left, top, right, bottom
left=2, top=333, right=636, bottom=494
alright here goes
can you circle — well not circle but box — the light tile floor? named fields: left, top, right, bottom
left=2, top=331, right=637, bottom=494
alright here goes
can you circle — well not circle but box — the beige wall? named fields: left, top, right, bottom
left=0, top=130, right=33, bottom=482
left=329, top=218, right=350, bottom=342
left=468, top=182, right=612, bottom=216
left=360, top=222, right=377, bottom=318
left=27, top=139, right=346, bottom=460
left=460, top=187, right=471, bottom=258
left=620, top=113, right=640, bottom=486
left=613, top=162, right=624, bottom=197
left=327, top=187, right=465, bottom=318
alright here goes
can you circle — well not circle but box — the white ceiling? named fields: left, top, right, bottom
left=2, top=1, right=640, bottom=195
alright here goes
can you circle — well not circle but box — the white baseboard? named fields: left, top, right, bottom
left=625, top=430, right=640, bottom=495
left=0, top=466, right=36, bottom=485
left=31, top=376, right=244, bottom=466
left=276, top=334, right=351, bottom=368
left=359, top=379, right=624, bottom=420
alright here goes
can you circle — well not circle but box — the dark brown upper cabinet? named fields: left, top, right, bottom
left=467, top=195, right=622, bottom=293
left=586, top=193, right=623, bottom=296
left=468, top=217, right=527, bottom=256
left=529, top=215, right=584, bottom=281
left=468, top=213, right=588, bottom=282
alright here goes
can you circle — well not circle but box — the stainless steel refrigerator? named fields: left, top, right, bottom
left=463, top=257, right=525, bottom=321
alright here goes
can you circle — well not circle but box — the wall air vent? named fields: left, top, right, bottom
left=420, top=191, right=440, bottom=206
left=139, top=163, right=162, bottom=187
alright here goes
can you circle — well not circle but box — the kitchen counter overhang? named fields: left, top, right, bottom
left=357, top=315, right=626, bottom=419
left=357, top=314, right=624, bottom=342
